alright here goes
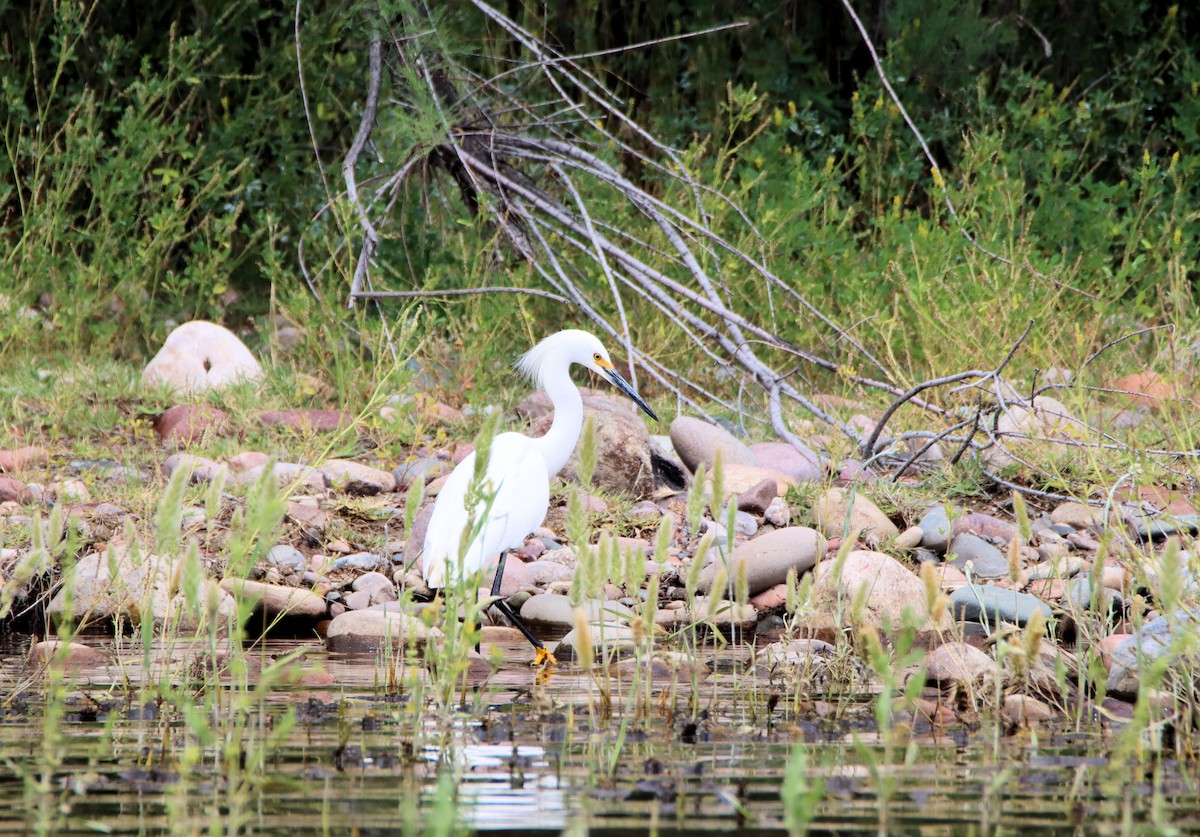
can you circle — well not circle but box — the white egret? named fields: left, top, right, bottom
left=421, top=329, right=658, bottom=665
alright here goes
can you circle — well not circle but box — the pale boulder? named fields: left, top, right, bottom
left=142, top=321, right=263, bottom=394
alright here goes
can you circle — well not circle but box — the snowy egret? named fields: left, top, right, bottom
left=421, top=330, right=658, bottom=666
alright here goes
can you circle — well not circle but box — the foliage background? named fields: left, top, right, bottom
left=1, top=0, right=1196, bottom=394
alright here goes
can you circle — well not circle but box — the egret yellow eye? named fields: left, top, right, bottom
left=593, top=353, right=602, bottom=361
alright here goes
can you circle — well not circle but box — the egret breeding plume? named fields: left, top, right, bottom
left=421, top=330, right=658, bottom=666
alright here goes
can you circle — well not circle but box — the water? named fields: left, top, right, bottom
left=1, top=629, right=1196, bottom=836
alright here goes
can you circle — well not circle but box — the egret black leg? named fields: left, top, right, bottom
left=487, top=550, right=557, bottom=666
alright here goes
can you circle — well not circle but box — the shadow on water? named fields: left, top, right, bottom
left=1, top=627, right=1196, bottom=836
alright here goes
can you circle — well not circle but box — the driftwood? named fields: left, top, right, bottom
left=296, top=0, right=1197, bottom=504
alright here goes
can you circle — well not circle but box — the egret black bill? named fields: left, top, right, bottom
left=605, top=367, right=658, bottom=421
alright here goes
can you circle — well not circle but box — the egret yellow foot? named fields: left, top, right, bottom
left=533, top=647, right=558, bottom=667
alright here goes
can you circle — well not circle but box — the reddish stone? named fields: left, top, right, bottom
left=153, top=404, right=230, bottom=446
left=952, top=512, right=1018, bottom=544
left=1110, top=372, right=1175, bottom=409
left=0, top=476, right=29, bottom=502
left=257, top=409, right=352, bottom=432
left=0, top=446, right=49, bottom=473
left=229, top=451, right=271, bottom=472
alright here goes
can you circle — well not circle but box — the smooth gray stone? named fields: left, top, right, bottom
left=946, top=533, right=1009, bottom=579
left=950, top=583, right=1053, bottom=629
left=918, top=505, right=953, bottom=553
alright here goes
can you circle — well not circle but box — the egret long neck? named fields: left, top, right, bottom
left=535, top=361, right=583, bottom=478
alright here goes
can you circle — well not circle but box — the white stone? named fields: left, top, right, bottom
left=142, top=321, right=263, bottom=394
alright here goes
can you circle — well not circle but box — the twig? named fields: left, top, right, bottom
left=353, top=286, right=571, bottom=303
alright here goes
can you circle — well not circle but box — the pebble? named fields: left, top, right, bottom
left=228, top=451, right=271, bottom=473
left=0, top=476, right=30, bottom=503
left=1063, top=577, right=1123, bottom=619
left=748, top=441, right=823, bottom=482
left=917, top=505, right=954, bottom=552
left=925, top=642, right=1000, bottom=688
left=712, top=463, right=797, bottom=498
left=27, top=640, right=110, bottom=668
left=331, top=552, right=383, bottom=572
left=669, top=416, right=758, bottom=472
left=696, top=526, right=824, bottom=597
left=949, top=583, right=1053, bottom=629
left=519, top=593, right=633, bottom=629
left=320, top=460, right=397, bottom=495
left=810, top=487, right=899, bottom=543
left=162, top=454, right=224, bottom=484
left=257, top=409, right=353, bottom=432
left=267, top=545, right=308, bottom=573
left=524, top=560, right=574, bottom=586
left=153, top=404, right=231, bottom=447
left=733, top=511, right=758, bottom=537
left=482, top=556, right=533, bottom=597
left=952, top=512, right=1018, bottom=544
left=736, top=478, right=778, bottom=514
left=893, top=526, right=924, bottom=551
left=691, top=597, right=757, bottom=632
left=763, top=497, right=791, bottom=527
left=946, top=533, right=1011, bottom=579
left=237, top=462, right=325, bottom=491
left=325, top=609, right=443, bottom=652
left=391, top=454, right=452, bottom=490
left=1001, top=694, right=1054, bottom=724
left=553, top=623, right=638, bottom=663
left=1050, top=502, right=1101, bottom=530
left=220, top=578, right=328, bottom=620
left=0, top=446, right=49, bottom=473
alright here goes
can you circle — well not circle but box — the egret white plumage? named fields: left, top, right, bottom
left=421, top=329, right=658, bottom=666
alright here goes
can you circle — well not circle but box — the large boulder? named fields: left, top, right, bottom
left=532, top=396, right=654, bottom=499
left=697, top=526, right=823, bottom=597
left=142, top=321, right=263, bottom=394
left=669, top=416, right=758, bottom=473
left=804, top=550, right=951, bottom=634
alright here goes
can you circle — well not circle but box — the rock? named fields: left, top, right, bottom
left=320, top=460, right=397, bottom=495
left=946, top=533, right=1011, bottom=579
left=985, top=396, right=1079, bottom=468
left=482, top=556, right=534, bottom=597
left=737, top=478, right=778, bottom=514
left=266, top=544, right=307, bottom=574
left=949, top=584, right=1054, bottom=628
left=392, top=454, right=453, bottom=490
left=46, top=546, right=146, bottom=626
left=554, top=623, right=638, bottom=663
left=1111, top=371, right=1175, bottom=408
left=142, top=321, right=263, bottom=394
left=0, top=476, right=30, bottom=502
left=918, top=505, right=954, bottom=553
left=532, top=397, right=654, bottom=498
left=0, top=446, right=49, bottom=473
left=893, top=526, right=924, bottom=551
left=325, top=609, right=443, bottom=652
left=229, top=451, right=271, bottom=473
left=692, top=597, right=757, bottom=631
left=1105, top=610, right=1197, bottom=698
left=648, top=435, right=689, bottom=490
left=1063, top=577, right=1123, bottom=619
left=1050, top=502, right=1101, bottom=530
left=748, top=582, right=788, bottom=611
left=403, top=504, right=435, bottom=569
left=219, top=578, right=327, bottom=619
left=524, top=561, right=574, bottom=586
left=748, top=441, right=823, bottom=482
left=331, top=552, right=383, bottom=572
left=805, top=550, right=951, bottom=633
left=287, top=502, right=330, bottom=534
left=43, top=478, right=89, bottom=504
left=28, top=640, right=110, bottom=668
left=162, top=454, right=225, bottom=484
left=1001, top=694, right=1054, bottom=724
left=153, top=405, right=231, bottom=447
left=342, top=589, right=372, bottom=610
left=519, top=593, right=633, bottom=629
left=697, top=526, right=823, bottom=597
left=669, top=416, right=758, bottom=473
left=810, top=488, right=899, bottom=543
left=952, top=512, right=1018, bottom=544
left=540, top=547, right=580, bottom=569
left=710, top=463, right=797, bottom=499
left=237, top=462, right=325, bottom=491
left=763, top=497, right=791, bottom=527
left=757, top=638, right=836, bottom=669
left=925, top=642, right=1000, bottom=688
left=351, top=571, right=397, bottom=601
left=257, top=409, right=352, bottom=433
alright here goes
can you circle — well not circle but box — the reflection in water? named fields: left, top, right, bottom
left=1, top=630, right=1197, bottom=835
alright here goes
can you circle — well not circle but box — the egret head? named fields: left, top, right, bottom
left=518, top=330, right=658, bottom=421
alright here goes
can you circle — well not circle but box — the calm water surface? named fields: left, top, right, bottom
left=0, top=629, right=1194, bottom=836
